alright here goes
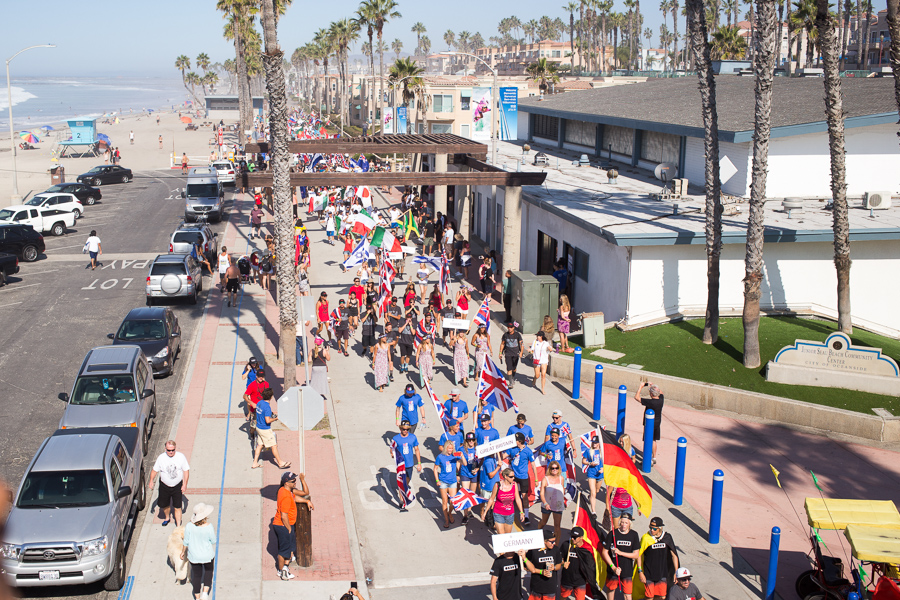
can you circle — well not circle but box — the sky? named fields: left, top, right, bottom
left=3, top=0, right=889, bottom=77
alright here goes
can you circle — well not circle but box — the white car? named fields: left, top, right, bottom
left=0, top=204, right=76, bottom=236
left=24, top=192, right=84, bottom=219
left=211, top=161, right=236, bottom=184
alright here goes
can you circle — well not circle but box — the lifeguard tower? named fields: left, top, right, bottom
left=58, top=119, right=99, bottom=157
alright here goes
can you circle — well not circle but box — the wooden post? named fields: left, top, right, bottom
left=295, top=502, right=313, bottom=567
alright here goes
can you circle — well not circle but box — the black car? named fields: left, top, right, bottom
left=108, top=307, right=181, bottom=376
left=0, top=253, right=19, bottom=286
left=76, top=165, right=133, bottom=186
left=44, top=182, right=102, bottom=205
left=0, top=223, right=45, bottom=262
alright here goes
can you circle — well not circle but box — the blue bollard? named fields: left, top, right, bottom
left=616, top=385, right=627, bottom=438
left=642, top=410, right=654, bottom=473
left=765, top=527, right=781, bottom=600
left=572, top=347, right=583, bottom=399
left=674, top=437, right=687, bottom=506
left=709, top=469, right=725, bottom=543
left=592, top=364, right=603, bottom=420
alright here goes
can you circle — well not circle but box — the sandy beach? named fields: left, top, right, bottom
left=0, top=109, right=227, bottom=206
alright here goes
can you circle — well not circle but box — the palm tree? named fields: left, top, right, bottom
left=421, top=35, right=432, bottom=56
left=331, top=18, right=361, bottom=131
left=861, top=0, right=873, bottom=69
left=175, top=55, right=192, bottom=95
left=711, top=24, right=749, bottom=57
left=363, top=0, right=401, bottom=136
left=686, top=0, right=723, bottom=344
left=888, top=0, right=900, bottom=117
left=670, top=0, right=680, bottom=69
left=526, top=57, right=561, bottom=97
left=509, top=16, right=523, bottom=40
left=388, top=57, right=425, bottom=132
left=444, top=29, right=456, bottom=50
left=742, top=0, right=777, bottom=368
left=457, top=31, right=472, bottom=71
left=392, top=38, right=403, bottom=59
left=840, top=0, right=852, bottom=69
left=411, top=22, right=427, bottom=56
left=815, top=0, right=852, bottom=333
left=660, top=1, right=670, bottom=64
left=354, top=2, right=378, bottom=131
left=217, top=0, right=256, bottom=137
left=611, top=12, right=626, bottom=68
left=196, top=52, right=211, bottom=74
left=790, top=0, right=816, bottom=69
left=314, top=28, right=335, bottom=116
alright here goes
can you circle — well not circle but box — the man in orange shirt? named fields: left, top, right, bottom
left=273, top=472, right=314, bottom=580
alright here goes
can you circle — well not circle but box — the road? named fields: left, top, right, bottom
left=0, top=170, right=234, bottom=599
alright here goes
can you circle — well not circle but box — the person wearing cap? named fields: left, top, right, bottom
left=521, top=531, right=563, bottom=600
left=582, top=435, right=605, bottom=514
left=601, top=513, right=641, bottom=600
left=634, top=382, right=665, bottom=465
left=433, top=440, right=461, bottom=528
left=669, top=567, right=705, bottom=600
left=392, top=420, right=422, bottom=487
left=396, top=384, right=426, bottom=434
left=439, top=421, right=464, bottom=454
left=490, top=549, right=522, bottom=600
left=387, top=294, right=404, bottom=331
left=476, top=413, right=500, bottom=446
left=638, top=516, right=679, bottom=600
left=242, top=369, right=269, bottom=421
left=333, top=299, right=351, bottom=356
left=544, top=410, right=577, bottom=453
left=440, top=299, right=456, bottom=345
left=251, top=388, right=291, bottom=470
left=498, top=322, right=524, bottom=387
left=560, top=526, right=601, bottom=600
left=473, top=396, right=496, bottom=429
left=397, top=310, right=417, bottom=374
left=458, top=432, right=481, bottom=525
left=537, top=427, right=567, bottom=464
left=444, top=389, right=469, bottom=432
left=507, top=413, right=534, bottom=445
left=272, top=472, right=314, bottom=580
left=241, top=356, right=260, bottom=386
left=504, top=433, right=536, bottom=526
left=181, top=503, right=217, bottom=600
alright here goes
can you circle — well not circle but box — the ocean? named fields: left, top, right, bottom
left=0, top=76, right=190, bottom=131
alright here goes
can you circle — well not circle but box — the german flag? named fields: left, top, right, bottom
left=574, top=494, right=606, bottom=598
left=601, top=429, right=653, bottom=515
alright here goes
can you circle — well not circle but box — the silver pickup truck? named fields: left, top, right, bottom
left=0, top=427, right=146, bottom=590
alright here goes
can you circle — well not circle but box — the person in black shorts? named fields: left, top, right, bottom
left=398, top=312, right=416, bottom=373
left=499, top=322, right=524, bottom=388
left=388, top=296, right=403, bottom=331
left=334, top=299, right=351, bottom=356
left=440, top=299, right=455, bottom=345
left=601, top=513, right=641, bottom=600
left=360, top=306, right=378, bottom=359
left=224, top=260, right=241, bottom=307
left=634, top=382, right=665, bottom=465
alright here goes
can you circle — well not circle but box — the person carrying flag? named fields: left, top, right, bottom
left=444, top=388, right=468, bottom=432
left=560, top=526, right=601, bottom=600
left=601, top=514, right=641, bottom=600
left=433, top=440, right=461, bottom=529
left=439, top=421, right=464, bottom=454
left=458, top=432, right=481, bottom=525
left=582, top=435, right=605, bottom=514
left=507, top=414, right=534, bottom=445
left=392, top=420, right=422, bottom=485
left=544, top=410, right=578, bottom=455
left=505, top=433, right=535, bottom=526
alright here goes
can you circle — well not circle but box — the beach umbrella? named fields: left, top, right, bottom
left=96, top=132, right=111, bottom=144
left=181, top=116, right=192, bottom=124
left=40, top=125, right=55, bottom=132
left=19, top=131, right=39, bottom=144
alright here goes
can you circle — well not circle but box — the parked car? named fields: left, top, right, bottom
left=0, top=427, right=145, bottom=590
left=58, top=345, right=156, bottom=455
left=76, top=165, right=133, bottom=186
left=0, top=224, right=45, bottom=262
left=24, top=192, right=84, bottom=219
left=169, top=222, right=217, bottom=262
left=0, top=205, right=75, bottom=237
left=44, top=182, right=102, bottom=206
left=0, top=252, right=19, bottom=286
left=183, top=167, right=224, bottom=222
left=211, top=160, right=236, bottom=184
left=108, top=307, right=181, bottom=377
left=146, top=253, right=203, bottom=305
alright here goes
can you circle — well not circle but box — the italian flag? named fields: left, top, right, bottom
left=352, top=211, right=376, bottom=235
left=371, top=226, right=402, bottom=252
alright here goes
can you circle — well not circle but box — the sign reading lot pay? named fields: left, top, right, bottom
left=492, top=531, right=545, bottom=553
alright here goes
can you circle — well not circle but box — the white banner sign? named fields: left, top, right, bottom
left=492, top=530, right=545, bottom=553
left=442, top=318, right=470, bottom=330
left=388, top=252, right=404, bottom=260
left=476, top=434, right=517, bottom=458
left=401, top=245, right=417, bottom=255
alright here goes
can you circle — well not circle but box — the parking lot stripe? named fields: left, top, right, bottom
left=0, top=302, right=23, bottom=309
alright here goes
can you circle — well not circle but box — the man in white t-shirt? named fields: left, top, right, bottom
left=85, top=230, right=102, bottom=270
left=442, top=224, right=455, bottom=259
left=149, top=440, right=191, bottom=526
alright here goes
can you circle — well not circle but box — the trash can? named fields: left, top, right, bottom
left=50, top=165, right=65, bottom=185
left=581, top=311, right=606, bottom=347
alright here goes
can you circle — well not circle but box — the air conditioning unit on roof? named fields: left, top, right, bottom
left=864, top=191, right=892, bottom=210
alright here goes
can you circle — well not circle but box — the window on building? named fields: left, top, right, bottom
left=533, top=114, right=559, bottom=139
left=552, top=50, right=561, bottom=58
left=640, top=130, right=680, bottom=165
left=460, top=124, right=471, bottom=138
left=605, top=124, right=634, bottom=157
left=564, top=119, right=595, bottom=147
left=432, top=94, right=453, bottom=112
left=461, top=95, right=471, bottom=110
left=431, top=123, right=452, bottom=134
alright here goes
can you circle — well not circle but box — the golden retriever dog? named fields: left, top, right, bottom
left=167, top=525, right=189, bottom=583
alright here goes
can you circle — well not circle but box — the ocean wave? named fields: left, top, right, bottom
left=0, top=87, right=38, bottom=110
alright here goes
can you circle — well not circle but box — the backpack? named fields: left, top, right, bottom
left=260, top=256, right=272, bottom=272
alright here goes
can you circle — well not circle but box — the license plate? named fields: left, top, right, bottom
left=38, top=570, right=60, bottom=581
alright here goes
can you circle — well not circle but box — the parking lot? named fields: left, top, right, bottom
left=0, top=170, right=233, bottom=599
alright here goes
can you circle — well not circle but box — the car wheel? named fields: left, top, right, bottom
left=85, top=196, right=97, bottom=206
left=150, top=398, right=157, bottom=419
left=51, top=222, right=65, bottom=237
left=190, top=288, right=198, bottom=305
left=122, top=175, right=130, bottom=183
left=73, top=208, right=82, bottom=219
left=0, top=273, right=5, bottom=287
left=136, top=468, right=147, bottom=511
left=103, top=544, right=127, bottom=591
left=93, top=178, right=103, bottom=187
left=22, top=245, right=39, bottom=262
left=141, top=422, right=149, bottom=455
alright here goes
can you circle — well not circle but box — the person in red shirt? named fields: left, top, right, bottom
left=348, top=278, right=365, bottom=308
left=243, top=370, right=269, bottom=419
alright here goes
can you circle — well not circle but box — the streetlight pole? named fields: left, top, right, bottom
left=6, top=44, right=55, bottom=201
left=440, top=51, right=499, bottom=166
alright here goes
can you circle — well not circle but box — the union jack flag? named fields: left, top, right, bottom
left=475, top=355, right=518, bottom=413
left=329, top=307, right=343, bottom=330
left=377, top=259, right=395, bottom=315
left=450, top=487, right=486, bottom=512
left=390, top=439, right=415, bottom=509
left=424, top=378, right=450, bottom=435
left=439, top=251, right=451, bottom=296
left=472, top=297, right=491, bottom=332
left=414, top=317, right=437, bottom=350
left=579, top=427, right=606, bottom=472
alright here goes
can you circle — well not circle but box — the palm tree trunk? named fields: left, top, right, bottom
left=233, top=29, right=252, bottom=138
left=378, top=28, right=386, bottom=135
left=786, top=0, right=794, bottom=73
left=816, top=0, right=852, bottom=333
left=855, top=0, right=864, bottom=67
left=672, top=6, right=679, bottom=70
left=260, top=0, right=298, bottom=388
left=888, top=0, right=900, bottom=114
left=570, top=14, right=576, bottom=70
left=841, top=0, right=852, bottom=69
left=743, top=0, right=776, bottom=368
left=862, top=1, right=872, bottom=69
left=579, top=2, right=585, bottom=73
left=686, top=0, right=723, bottom=345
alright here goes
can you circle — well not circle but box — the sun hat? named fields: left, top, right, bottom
left=190, top=503, right=214, bottom=524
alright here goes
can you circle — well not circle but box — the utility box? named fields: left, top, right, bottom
left=50, top=165, right=65, bottom=185
left=581, top=311, right=606, bottom=347
left=277, top=385, right=325, bottom=431
left=510, top=271, right=559, bottom=335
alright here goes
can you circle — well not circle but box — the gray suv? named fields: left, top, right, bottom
left=183, top=167, right=224, bottom=222
left=169, top=222, right=217, bottom=261
left=146, top=253, right=203, bottom=305
left=58, top=345, right=156, bottom=454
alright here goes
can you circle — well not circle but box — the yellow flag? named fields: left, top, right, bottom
left=770, top=464, right=782, bottom=488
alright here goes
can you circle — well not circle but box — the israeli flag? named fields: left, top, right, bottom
left=343, top=238, right=370, bottom=270
left=413, top=255, right=442, bottom=270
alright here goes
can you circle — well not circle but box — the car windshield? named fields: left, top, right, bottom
left=186, top=183, right=218, bottom=198
left=86, top=167, right=103, bottom=174
left=17, top=470, right=109, bottom=508
left=150, top=263, right=187, bottom=276
left=46, top=184, right=65, bottom=192
left=0, top=209, right=16, bottom=221
left=173, top=232, right=202, bottom=244
left=24, top=197, right=45, bottom=206
left=213, top=163, right=231, bottom=170
left=70, top=375, right=137, bottom=405
left=117, top=319, right=166, bottom=341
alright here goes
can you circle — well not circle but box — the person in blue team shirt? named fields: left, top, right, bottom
left=538, top=427, right=567, bottom=464
left=478, top=453, right=502, bottom=524
left=507, top=413, right=534, bottom=445
left=433, top=440, right=461, bottom=528
left=395, top=384, right=426, bottom=434
left=458, top=432, right=482, bottom=525
left=472, top=396, right=496, bottom=429
left=476, top=414, right=500, bottom=446
left=439, top=421, right=464, bottom=453
left=544, top=409, right=577, bottom=454
left=582, top=435, right=605, bottom=514
left=392, top=419, right=422, bottom=473
left=444, top=388, right=469, bottom=431
left=505, top=433, right=535, bottom=526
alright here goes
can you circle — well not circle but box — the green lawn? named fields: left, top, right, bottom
left=573, top=317, right=900, bottom=415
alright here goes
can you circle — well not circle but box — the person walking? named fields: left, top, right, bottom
left=315, top=292, right=331, bottom=344
left=148, top=440, right=190, bottom=526
left=522, top=532, right=563, bottom=600
left=452, top=330, right=470, bottom=387
left=485, top=468, right=523, bottom=534
left=474, top=401, right=497, bottom=434
left=561, top=527, right=600, bottom=600
left=392, top=420, right=423, bottom=495
left=470, top=326, right=492, bottom=380
left=415, top=336, right=435, bottom=388
left=224, top=257, right=241, bottom=307
left=606, top=434, right=636, bottom=530
left=242, top=369, right=269, bottom=419
left=217, top=246, right=231, bottom=292
left=499, top=322, right=523, bottom=388
left=360, top=305, right=378, bottom=359
left=129, top=130, right=134, bottom=145
left=333, top=299, right=351, bottom=356
left=502, top=270, right=512, bottom=321
left=395, top=384, right=426, bottom=434
left=443, top=388, right=468, bottom=432
left=558, top=295, right=573, bottom=353
left=668, top=568, right=706, bottom=600
left=479, top=256, right=495, bottom=298
left=530, top=331, right=552, bottom=394
left=536, top=459, right=566, bottom=542
left=601, top=513, right=641, bottom=600
left=181, top=152, right=189, bottom=174
left=638, top=516, right=680, bottom=600
left=582, top=435, right=605, bottom=515
left=84, top=230, right=102, bottom=270
left=373, top=336, right=391, bottom=392
left=251, top=388, right=291, bottom=469
left=506, top=413, right=534, bottom=445
left=458, top=432, right=481, bottom=524
left=504, top=433, right=535, bottom=526
left=490, top=550, right=523, bottom=600
left=308, top=338, right=330, bottom=399
left=249, top=204, right=263, bottom=239
left=181, top=503, right=216, bottom=600
left=634, top=382, right=664, bottom=465
left=158, top=134, right=163, bottom=149
left=397, top=310, right=416, bottom=374
left=433, top=440, right=461, bottom=528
